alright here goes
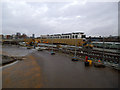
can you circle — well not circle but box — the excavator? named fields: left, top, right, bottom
left=24, top=38, right=93, bottom=49
left=82, top=38, right=93, bottom=49
left=25, top=39, right=38, bottom=49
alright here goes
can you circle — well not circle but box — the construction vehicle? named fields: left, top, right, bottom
left=82, top=38, right=93, bottom=49
left=23, top=38, right=93, bottom=49
left=24, top=39, right=38, bottom=49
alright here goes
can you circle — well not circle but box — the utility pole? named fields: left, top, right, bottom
left=74, top=37, right=77, bottom=57
left=52, top=35, right=53, bottom=52
left=102, top=36, right=105, bottom=63
left=118, top=37, right=120, bottom=69
left=119, top=56, right=120, bottom=69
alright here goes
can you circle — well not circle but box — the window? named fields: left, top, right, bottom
left=75, top=35, right=78, bottom=38
left=81, top=35, right=86, bottom=38
left=73, top=35, right=74, bottom=38
left=68, top=36, right=69, bottom=38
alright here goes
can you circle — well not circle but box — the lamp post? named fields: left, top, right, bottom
left=102, top=36, right=105, bottom=63
left=118, top=37, right=120, bottom=69
left=51, top=35, right=53, bottom=52
left=74, top=36, right=77, bottom=57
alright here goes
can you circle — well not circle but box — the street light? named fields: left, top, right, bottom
left=71, top=35, right=78, bottom=61
left=51, top=35, right=55, bottom=55
left=102, top=36, right=105, bottom=63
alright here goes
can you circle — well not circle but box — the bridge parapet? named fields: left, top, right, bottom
left=2, top=39, right=24, bottom=42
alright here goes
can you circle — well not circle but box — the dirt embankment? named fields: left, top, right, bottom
left=0, top=51, right=25, bottom=66
left=1, top=45, right=34, bottom=66
left=2, top=55, right=25, bottom=66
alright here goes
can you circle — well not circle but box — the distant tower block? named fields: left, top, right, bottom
left=32, top=34, right=35, bottom=38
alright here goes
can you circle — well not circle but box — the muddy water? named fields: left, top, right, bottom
left=1, top=45, right=36, bottom=66
left=2, top=45, right=36, bottom=56
left=2, top=46, right=120, bottom=88
left=33, top=51, right=119, bottom=88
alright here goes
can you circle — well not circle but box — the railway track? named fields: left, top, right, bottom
left=53, top=48, right=120, bottom=63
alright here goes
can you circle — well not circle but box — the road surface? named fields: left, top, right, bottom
left=2, top=50, right=119, bottom=88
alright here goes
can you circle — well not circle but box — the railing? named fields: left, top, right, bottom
left=2, top=39, right=24, bottom=42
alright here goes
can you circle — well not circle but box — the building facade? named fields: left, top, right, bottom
left=40, top=32, right=86, bottom=39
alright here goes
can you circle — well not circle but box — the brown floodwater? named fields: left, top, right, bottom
left=2, top=46, right=120, bottom=88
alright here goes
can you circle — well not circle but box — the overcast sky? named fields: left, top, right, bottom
left=2, top=0, right=118, bottom=37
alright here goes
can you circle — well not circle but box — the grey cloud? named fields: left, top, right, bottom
left=2, top=1, right=118, bottom=37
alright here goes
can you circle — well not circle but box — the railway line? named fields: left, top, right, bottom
left=2, top=38, right=120, bottom=64
left=52, top=47, right=120, bottom=63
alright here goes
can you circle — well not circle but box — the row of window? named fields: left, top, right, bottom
left=48, top=35, right=78, bottom=39
left=41, top=34, right=86, bottom=39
